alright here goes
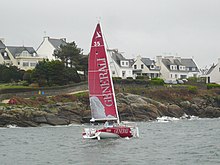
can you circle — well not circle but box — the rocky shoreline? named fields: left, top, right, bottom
left=0, top=92, right=220, bottom=127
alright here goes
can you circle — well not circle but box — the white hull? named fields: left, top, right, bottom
left=83, top=131, right=120, bottom=140
left=82, top=125, right=139, bottom=140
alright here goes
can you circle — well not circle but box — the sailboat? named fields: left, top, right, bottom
left=82, top=23, right=139, bottom=140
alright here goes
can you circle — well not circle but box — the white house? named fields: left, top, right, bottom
left=37, top=36, right=67, bottom=60
left=132, top=55, right=160, bottom=78
left=6, top=46, right=43, bottom=70
left=156, top=56, right=200, bottom=80
left=0, top=40, right=12, bottom=66
left=107, top=49, right=134, bottom=79
left=206, top=58, right=220, bottom=84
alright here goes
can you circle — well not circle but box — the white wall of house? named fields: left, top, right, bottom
left=16, top=57, right=43, bottom=70
left=37, top=37, right=56, bottom=60
left=156, top=56, right=170, bottom=80
left=6, top=48, right=18, bottom=66
left=207, top=58, right=220, bottom=84
left=133, top=55, right=150, bottom=73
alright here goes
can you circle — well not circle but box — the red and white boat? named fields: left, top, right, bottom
left=82, top=23, right=139, bottom=140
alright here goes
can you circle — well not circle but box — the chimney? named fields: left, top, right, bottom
left=43, top=36, right=49, bottom=40
left=156, top=56, right=162, bottom=65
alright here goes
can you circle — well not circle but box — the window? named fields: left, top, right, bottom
left=22, top=51, right=28, bottom=56
left=170, top=74, right=172, bottom=78
left=134, top=65, right=137, bottom=69
left=23, top=62, right=29, bottom=66
left=141, top=64, right=144, bottom=69
left=112, top=71, right=115, bottom=75
left=30, top=63, right=36, bottom=67
left=126, top=62, right=128, bottom=66
left=18, top=62, right=20, bottom=65
left=175, top=74, right=178, bottom=78
left=122, top=62, right=124, bottom=66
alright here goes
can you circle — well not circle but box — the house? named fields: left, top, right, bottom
left=37, top=36, right=67, bottom=60
left=206, top=58, right=220, bottom=84
left=156, top=56, right=200, bottom=80
left=6, top=46, right=43, bottom=70
left=0, top=40, right=12, bottom=66
left=107, top=49, right=134, bottom=79
left=132, top=55, right=160, bottom=78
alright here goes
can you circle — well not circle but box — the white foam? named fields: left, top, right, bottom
left=156, top=116, right=180, bottom=123
left=6, top=124, right=18, bottom=128
left=156, top=114, right=202, bottom=123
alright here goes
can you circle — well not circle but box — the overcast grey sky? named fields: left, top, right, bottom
left=1, top=0, right=220, bottom=68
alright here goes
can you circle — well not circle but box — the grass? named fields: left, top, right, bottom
left=0, top=83, right=31, bottom=89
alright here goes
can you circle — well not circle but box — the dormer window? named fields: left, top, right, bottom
left=4, top=52, right=7, bottom=57
left=150, top=65, right=155, bottom=69
left=22, top=51, right=28, bottom=56
left=170, top=65, right=177, bottom=70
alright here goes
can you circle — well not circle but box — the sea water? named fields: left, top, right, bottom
left=0, top=118, right=219, bottom=165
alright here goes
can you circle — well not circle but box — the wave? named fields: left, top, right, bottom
left=6, top=124, right=19, bottom=128
left=156, top=114, right=200, bottom=123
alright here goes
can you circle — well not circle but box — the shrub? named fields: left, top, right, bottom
left=150, top=78, right=164, bottom=86
left=112, top=77, right=122, bottom=81
left=187, top=85, right=198, bottom=94
left=126, top=77, right=133, bottom=80
left=136, top=76, right=145, bottom=79
left=207, top=83, right=220, bottom=89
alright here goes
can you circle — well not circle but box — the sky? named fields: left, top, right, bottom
left=1, top=0, right=220, bottom=68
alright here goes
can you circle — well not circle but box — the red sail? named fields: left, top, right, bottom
left=88, top=23, right=118, bottom=121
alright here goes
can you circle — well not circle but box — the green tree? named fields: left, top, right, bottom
left=0, top=64, right=23, bottom=83
left=31, top=60, right=81, bottom=86
left=53, top=41, right=83, bottom=68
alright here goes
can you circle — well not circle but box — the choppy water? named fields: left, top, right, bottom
left=0, top=118, right=219, bottom=165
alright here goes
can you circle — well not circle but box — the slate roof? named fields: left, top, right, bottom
left=108, top=49, right=133, bottom=67
left=48, top=38, right=67, bottom=49
left=7, top=46, right=37, bottom=58
left=0, top=40, right=6, bottom=49
left=141, top=58, right=153, bottom=66
left=181, top=59, right=197, bottom=68
left=0, top=41, right=10, bottom=60
left=206, top=64, right=216, bottom=75
left=162, top=58, right=199, bottom=72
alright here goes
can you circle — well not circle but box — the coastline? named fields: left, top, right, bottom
left=0, top=86, right=220, bottom=127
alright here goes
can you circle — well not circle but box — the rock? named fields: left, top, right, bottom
left=45, top=114, right=69, bottom=125
left=199, top=106, right=220, bottom=118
